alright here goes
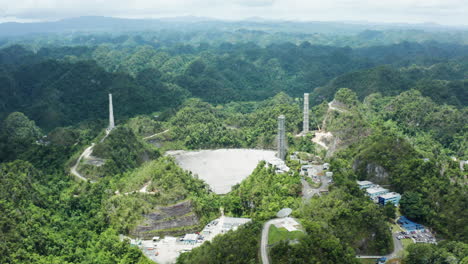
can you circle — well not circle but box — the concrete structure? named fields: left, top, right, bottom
left=274, top=217, right=301, bottom=232
left=378, top=192, right=401, bottom=206
left=277, top=208, right=293, bottom=218
left=221, top=217, right=252, bottom=233
left=357, top=180, right=375, bottom=189
left=460, top=160, right=467, bottom=171
left=108, top=93, right=115, bottom=131
left=303, top=93, right=309, bottom=134
left=267, top=157, right=290, bottom=174
left=278, top=115, right=286, bottom=160
left=366, top=186, right=389, bottom=199
left=167, top=149, right=277, bottom=194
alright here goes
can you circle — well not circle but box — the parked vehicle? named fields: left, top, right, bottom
left=377, top=257, right=387, bottom=264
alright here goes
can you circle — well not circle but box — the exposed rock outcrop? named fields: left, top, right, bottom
left=131, top=200, right=199, bottom=239
left=353, top=160, right=390, bottom=184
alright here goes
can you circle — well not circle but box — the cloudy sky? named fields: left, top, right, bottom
left=0, top=0, right=466, bottom=25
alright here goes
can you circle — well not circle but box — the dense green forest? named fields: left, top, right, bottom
left=0, top=23, right=467, bottom=264
left=2, top=17, right=468, bottom=48
left=0, top=38, right=467, bottom=130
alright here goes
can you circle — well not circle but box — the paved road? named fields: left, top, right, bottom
left=301, top=165, right=331, bottom=200
left=319, top=175, right=331, bottom=193
left=388, top=233, right=403, bottom=259
left=70, top=143, right=95, bottom=182
left=356, top=233, right=403, bottom=259
left=261, top=218, right=283, bottom=264
left=301, top=178, right=316, bottom=199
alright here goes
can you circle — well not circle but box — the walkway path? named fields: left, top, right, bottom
left=114, top=181, right=158, bottom=196
left=143, top=129, right=170, bottom=140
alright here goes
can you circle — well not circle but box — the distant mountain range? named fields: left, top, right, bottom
left=1, top=16, right=466, bottom=37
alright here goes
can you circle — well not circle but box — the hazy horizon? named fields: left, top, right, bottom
left=0, top=0, right=467, bottom=26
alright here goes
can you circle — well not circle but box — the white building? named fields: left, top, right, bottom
left=182, top=234, right=198, bottom=243
left=357, top=180, right=374, bottom=189
left=366, top=186, right=389, bottom=198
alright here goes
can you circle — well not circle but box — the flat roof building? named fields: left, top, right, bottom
left=221, top=217, right=252, bottom=233
left=378, top=192, right=401, bottom=206
left=366, top=186, right=389, bottom=198
left=357, top=180, right=374, bottom=189
left=398, top=216, right=424, bottom=231
left=183, top=234, right=198, bottom=243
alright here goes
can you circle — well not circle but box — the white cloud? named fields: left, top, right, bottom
left=0, top=0, right=466, bottom=25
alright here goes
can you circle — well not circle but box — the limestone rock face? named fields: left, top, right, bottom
left=366, top=163, right=389, bottom=180
left=353, top=160, right=390, bottom=184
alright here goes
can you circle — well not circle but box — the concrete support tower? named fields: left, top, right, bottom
left=303, top=93, right=309, bottom=134
left=278, top=115, right=286, bottom=160
left=108, top=93, right=115, bottom=131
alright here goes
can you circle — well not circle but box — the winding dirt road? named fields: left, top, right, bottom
left=143, top=129, right=170, bottom=140
left=70, top=143, right=95, bottom=182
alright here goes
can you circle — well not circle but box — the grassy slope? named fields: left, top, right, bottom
left=268, top=225, right=305, bottom=245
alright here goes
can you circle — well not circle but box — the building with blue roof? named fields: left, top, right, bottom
left=398, top=216, right=424, bottom=231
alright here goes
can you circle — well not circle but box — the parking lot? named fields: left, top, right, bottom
left=140, top=216, right=251, bottom=264
left=396, top=229, right=436, bottom=244
left=397, top=216, right=436, bottom=244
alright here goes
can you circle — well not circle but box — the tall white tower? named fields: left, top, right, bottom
left=303, top=93, right=309, bottom=134
left=108, top=93, right=115, bottom=131
left=278, top=115, right=286, bottom=160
